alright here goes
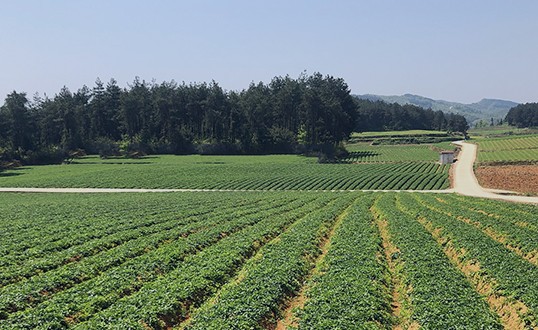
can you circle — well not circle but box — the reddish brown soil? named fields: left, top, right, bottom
left=476, top=165, right=538, bottom=194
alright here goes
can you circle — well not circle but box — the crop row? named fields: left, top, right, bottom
left=0, top=193, right=258, bottom=258
left=183, top=195, right=356, bottom=329
left=449, top=193, right=538, bottom=227
left=0, top=193, right=332, bottom=328
left=70, top=195, right=347, bottom=329
left=478, top=149, right=538, bottom=163
left=416, top=194, right=538, bottom=259
left=4, top=191, right=535, bottom=328
left=190, top=163, right=449, bottom=191
left=478, top=135, right=538, bottom=151
left=404, top=193, right=538, bottom=327
left=0, top=196, right=302, bottom=317
left=0, top=196, right=273, bottom=281
left=342, top=144, right=439, bottom=163
left=477, top=135, right=538, bottom=163
left=297, top=195, right=392, bottom=329
left=0, top=156, right=449, bottom=190
left=374, top=194, right=501, bottom=328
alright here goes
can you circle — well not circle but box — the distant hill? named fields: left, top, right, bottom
left=355, top=93, right=519, bottom=126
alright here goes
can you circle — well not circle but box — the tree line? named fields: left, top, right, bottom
left=505, top=103, right=538, bottom=128
left=0, top=73, right=358, bottom=164
left=354, top=99, right=469, bottom=133
left=0, top=73, right=468, bottom=165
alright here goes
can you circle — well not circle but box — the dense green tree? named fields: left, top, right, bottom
left=0, top=73, right=472, bottom=164
left=0, top=91, right=35, bottom=154
left=505, top=103, right=538, bottom=127
left=354, top=98, right=468, bottom=133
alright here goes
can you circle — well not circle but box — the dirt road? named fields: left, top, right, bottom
left=1, top=143, right=537, bottom=205
left=452, top=141, right=538, bottom=204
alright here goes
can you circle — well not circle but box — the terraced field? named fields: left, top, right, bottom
left=476, top=135, right=538, bottom=164
left=1, top=191, right=538, bottom=329
left=0, top=155, right=450, bottom=190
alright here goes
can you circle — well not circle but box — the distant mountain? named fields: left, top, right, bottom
left=355, top=93, right=519, bottom=126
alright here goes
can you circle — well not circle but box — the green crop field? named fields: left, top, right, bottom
left=469, top=126, right=538, bottom=137
left=351, top=130, right=448, bottom=138
left=476, top=135, right=538, bottom=163
left=348, top=130, right=461, bottom=145
left=1, top=191, right=537, bottom=329
left=342, top=143, right=455, bottom=163
left=0, top=154, right=450, bottom=190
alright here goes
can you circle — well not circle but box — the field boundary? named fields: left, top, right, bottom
left=0, top=143, right=537, bottom=205
left=452, top=141, right=538, bottom=204
left=0, top=187, right=455, bottom=193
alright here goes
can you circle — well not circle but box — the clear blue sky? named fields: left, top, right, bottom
left=1, top=0, right=537, bottom=104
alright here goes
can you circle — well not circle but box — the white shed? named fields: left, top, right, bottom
left=439, top=151, right=455, bottom=164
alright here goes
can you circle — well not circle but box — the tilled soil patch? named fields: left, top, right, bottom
left=476, top=165, right=538, bottom=195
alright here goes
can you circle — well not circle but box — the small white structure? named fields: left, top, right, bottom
left=439, top=151, right=455, bottom=164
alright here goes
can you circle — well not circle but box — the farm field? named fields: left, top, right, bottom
left=350, top=130, right=449, bottom=138
left=0, top=154, right=450, bottom=190
left=469, top=126, right=538, bottom=137
left=476, top=135, right=538, bottom=164
left=473, top=134, right=538, bottom=194
left=1, top=191, right=538, bottom=329
left=343, top=143, right=454, bottom=163
left=348, top=130, right=460, bottom=145
left=476, top=165, right=538, bottom=195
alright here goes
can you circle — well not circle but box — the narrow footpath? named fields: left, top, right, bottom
left=452, top=141, right=538, bottom=204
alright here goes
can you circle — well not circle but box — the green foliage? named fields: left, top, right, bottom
left=185, top=195, right=355, bottom=329
left=354, top=99, right=469, bottom=133
left=298, top=196, right=392, bottom=329
left=505, top=103, right=538, bottom=128
left=351, top=129, right=449, bottom=138
left=356, top=94, right=518, bottom=126
left=0, top=192, right=329, bottom=329
left=0, top=73, right=357, bottom=163
left=1, top=192, right=537, bottom=328
left=379, top=194, right=502, bottom=329
left=0, top=154, right=450, bottom=190
left=468, top=125, right=538, bottom=137
left=476, top=135, right=538, bottom=163
left=405, top=193, right=538, bottom=327
left=343, top=144, right=442, bottom=163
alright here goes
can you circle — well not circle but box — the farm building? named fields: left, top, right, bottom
left=439, top=151, right=455, bottom=164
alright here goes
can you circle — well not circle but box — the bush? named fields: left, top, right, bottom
left=88, top=137, right=120, bottom=158
left=193, top=142, right=243, bottom=155
left=21, top=146, right=66, bottom=165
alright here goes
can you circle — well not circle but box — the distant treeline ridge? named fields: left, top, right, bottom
left=354, top=98, right=469, bottom=133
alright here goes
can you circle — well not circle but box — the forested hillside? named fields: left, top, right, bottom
left=354, top=99, right=469, bottom=133
left=505, top=103, right=538, bottom=128
left=357, top=93, right=518, bottom=125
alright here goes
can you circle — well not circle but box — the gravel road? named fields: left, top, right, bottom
left=1, top=143, right=537, bottom=205
left=452, top=141, right=538, bottom=204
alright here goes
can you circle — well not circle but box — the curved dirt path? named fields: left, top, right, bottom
left=0, top=144, right=537, bottom=205
left=452, top=141, right=538, bottom=204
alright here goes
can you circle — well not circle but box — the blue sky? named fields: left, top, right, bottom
left=1, top=0, right=537, bottom=104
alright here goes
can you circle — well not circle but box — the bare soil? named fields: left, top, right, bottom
left=476, top=165, right=538, bottom=195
